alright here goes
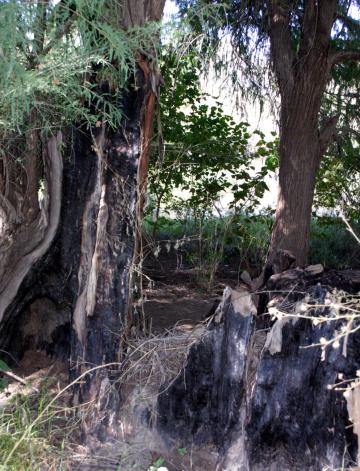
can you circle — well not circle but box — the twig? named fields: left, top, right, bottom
left=2, top=370, right=27, bottom=386
left=340, top=210, right=360, bottom=245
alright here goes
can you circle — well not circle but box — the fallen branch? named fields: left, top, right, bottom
left=340, top=210, right=360, bottom=245
left=2, top=370, right=27, bottom=386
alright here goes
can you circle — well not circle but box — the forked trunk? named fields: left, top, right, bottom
left=266, top=0, right=340, bottom=268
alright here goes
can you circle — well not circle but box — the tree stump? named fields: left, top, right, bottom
left=157, top=269, right=360, bottom=470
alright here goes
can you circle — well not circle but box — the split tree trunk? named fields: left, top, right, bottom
left=157, top=270, right=360, bottom=470
left=0, top=0, right=165, bottom=437
left=70, top=76, right=153, bottom=432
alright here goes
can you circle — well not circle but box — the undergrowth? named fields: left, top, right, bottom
left=0, top=384, right=75, bottom=471
left=0, top=326, right=202, bottom=470
left=143, top=213, right=360, bottom=282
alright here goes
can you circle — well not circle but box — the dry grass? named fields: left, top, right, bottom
left=122, top=323, right=207, bottom=392
left=0, top=373, right=79, bottom=470
left=0, top=325, right=207, bottom=470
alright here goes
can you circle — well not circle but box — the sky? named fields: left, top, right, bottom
left=164, top=0, right=179, bottom=18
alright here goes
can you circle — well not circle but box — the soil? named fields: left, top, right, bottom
left=144, top=282, right=217, bottom=333
left=143, top=257, right=242, bottom=334
left=0, top=256, right=242, bottom=471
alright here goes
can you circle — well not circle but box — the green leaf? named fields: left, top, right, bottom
left=0, top=359, right=10, bottom=372
left=177, top=447, right=187, bottom=457
left=0, top=378, right=8, bottom=391
left=153, top=457, right=165, bottom=467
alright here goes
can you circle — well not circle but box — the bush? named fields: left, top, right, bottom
left=144, top=213, right=360, bottom=280
left=309, top=217, right=360, bottom=269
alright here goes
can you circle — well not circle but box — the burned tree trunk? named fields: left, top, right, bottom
left=0, top=0, right=165, bottom=437
left=158, top=269, right=360, bottom=470
left=70, top=77, right=151, bottom=431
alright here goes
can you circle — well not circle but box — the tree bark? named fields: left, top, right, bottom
left=269, top=83, right=324, bottom=267
left=70, top=76, right=151, bottom=432
left=267, top=0, right=340, bottom=267
left=158, top=272, right=360, bottom=470
left=0, top=0, right=165, bottom=438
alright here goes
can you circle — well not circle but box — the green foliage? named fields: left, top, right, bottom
left=177, top=447, right=187, bottom=457
left=316, top=42, right=360, bottom=215
left=147, top=457, right=165, bottom=470
left=315, top=141, right=360, bottom=217
left=309, top=217, right=360, bottom=269
left=0, top=0, right=160, bottom=134
left=144, top=211, right=272, bottom=283
left=148, top=46, right=278, bottom=233
left=174, top=1, right=360, bottom=224
left=145, top=212, right=360, bottom=281
left=146, top=36, right=278, bottom=283
left=0, top=359, right=10, bottom=391
left=175, top=1, right=360, bottom=96
left=0, top=387, right=71, bottom=470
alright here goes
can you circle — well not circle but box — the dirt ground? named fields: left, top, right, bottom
left=143, top=258, right=241, bottom=334
left=144, top=282, right=216, bottom=333
left=0, top=259, right=242, bottom=471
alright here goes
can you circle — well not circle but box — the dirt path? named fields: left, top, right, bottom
left=144, top=283, right=217, bottom=333
left=141, top=258, right=242, bottom=333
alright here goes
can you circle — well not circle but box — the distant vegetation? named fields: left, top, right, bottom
left=143, top=212, right=360, bottom=287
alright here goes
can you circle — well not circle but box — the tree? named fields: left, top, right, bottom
left=0, top=0, right=165, bottom=434
left=315, top=52, right=360, bottom=218
left=176, top=0, right=360, bottom=267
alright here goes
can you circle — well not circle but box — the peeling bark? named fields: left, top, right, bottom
left=69, top=65, right=159, bottom=434
left=0, top=132, right=63, bottom=325
left=73, top=128, right=107, bottom=347
left=0, top=0, right=166, bottom=439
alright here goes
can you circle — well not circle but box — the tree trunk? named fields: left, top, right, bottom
left=0, top=0, right=165, bottom=438
left=268, top=61, right=341, bottom=267
left=70, top=76, right=151, bottom=434
left=267, top=1, right=339, bottom=267
left=157, top=271, right=360, bottom=470
left=269, top=99, right=322, bottom=267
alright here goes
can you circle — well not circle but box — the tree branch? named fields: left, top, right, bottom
left=315, top=0, right=337, bottom=49
left=268, top=0, right=295, bottom=97
left=2, top=369, right=28, bottom=387
left=0, top=193, right=19, bottom=226
left=42, top=10, right=76, bottom=56
left=0, top=133, right=63, bottom=324
left=34, top=0, right=49, bottom=55
left=340, top=210, right=360, bottom=246
left=336, top=126, right=360, bottom=140
left=299, top=0, right=318, bottom=57
left=330, top=49, right=360, bottom=66
left=336, top=13, right=360, bottom=32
